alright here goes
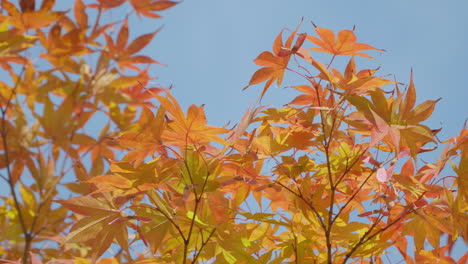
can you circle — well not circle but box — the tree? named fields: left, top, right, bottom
left=0, top=0, right=467, bottom=263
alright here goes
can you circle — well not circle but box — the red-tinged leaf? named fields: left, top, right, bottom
left=307, top=28, right=384, bottom=58
left=369, top=109, right=390, bottom=149
left=40, top=0, right=55, bottom=12
left=291, top=33, right=307, bottom=54
left=401, top=158, right=414, bottom=177
left=129, top=215, right=152, bottom=222
left=149, top=0, right=178, bottom=11
left=358, top=211, right=376, bottom=217
left=74, top=0, right=88, bottom=29
left=278, top=47, right=290, bottom=57
left=408, top=98, right=441, bottom=124
left=284, top=20, right=302, bottom=51
left=126, top=29, right=160, bottom=55
left=122, top=84, right=165, bottom=104
left=356, top=68, right=378, bottom=78
left=398, top=149, right=410, bottom=159
left=107, top=216, right=129, bottom=225
left=116, top=20, right=129, bottom=51
left=116, top=61, right=140, bottom=72
left=457, top=251, right=468, bottom=264
left=130, top=0, right=177, bottom=18
left=362, top=155, right=380, bottom=167
left=275, top=22, right=304, bottom=57
left=86, top=174, right=134, bottom=189
left=344, top=57, right=356, bottom=81
left=243, top=67, right=275, bottom=89
left=412, top=199, right=428, bottom=208
left=0, top=259, right=21, bottom=264
left=377, top=165, right=394, bottom=182
left=96, top=0, right=125, bottom=9
left=389, top=126, right=402, bottom=152
left=20, top=0, right=35, bottom=12
left=129, top=55, right=160, bottom=64
left=401, top=71, right=416, bottom=117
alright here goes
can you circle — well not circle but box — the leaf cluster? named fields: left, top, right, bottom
left=0, top=1, right=467, bottom=264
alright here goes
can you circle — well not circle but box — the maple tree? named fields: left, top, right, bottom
left=0, top=0, right=467, bottom=263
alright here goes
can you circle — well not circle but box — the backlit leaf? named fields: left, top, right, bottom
left=307, top=27, right=384, bottom=58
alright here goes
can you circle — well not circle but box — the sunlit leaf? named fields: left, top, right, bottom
left=307, top=27, right=384, bottom=58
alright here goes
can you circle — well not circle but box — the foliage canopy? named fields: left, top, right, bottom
left=0, top=1, right=467, bottom=263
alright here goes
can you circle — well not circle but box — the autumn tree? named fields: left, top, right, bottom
left=0, top=1, right=467, bottom=263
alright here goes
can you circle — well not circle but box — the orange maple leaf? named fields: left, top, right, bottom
left=155, top=92, right=229, bottom=147
left=1, top=0, right=65, bottom=33
left=89, top=0, right=126, bottom=10
left=307, top=28, right=384, bottom=59
left=129, top=0, right=178, bottom=18
left=244, top=25, right=306, bottom=98
left=104, top=20, right=162, bottom=71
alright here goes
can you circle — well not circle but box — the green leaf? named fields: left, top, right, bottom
left=187, top=211, right=208, bottom=226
